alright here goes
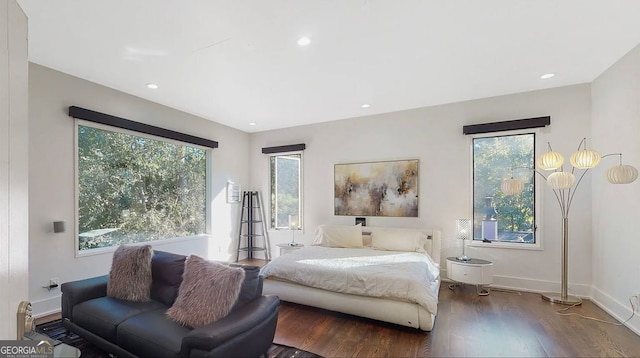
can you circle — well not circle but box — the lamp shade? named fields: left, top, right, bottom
left=606, top=165, right=639, bottom=184
left=537, top=151, right=564, bottom=170
left=547, top=171, right=575, bottom=189
left=455, top=219, right=472, bottom=241
left=288, top=214, right=299, bottom=230
left=501, top=178, right=525, bottom=195
left=570, top=149, right=601, bottom=169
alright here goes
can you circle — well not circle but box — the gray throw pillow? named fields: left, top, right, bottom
left=229, top=264, right=261, bottom=307
left=106, top=245, right=153, bottom=302
left=167, top=255, right=245, bottom=328
left=150, top=250, right=187, bottom=306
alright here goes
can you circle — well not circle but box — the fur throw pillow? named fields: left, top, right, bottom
left=167, top=255, right=246, bottom=328
left=107, top=245, right=153, bottom=302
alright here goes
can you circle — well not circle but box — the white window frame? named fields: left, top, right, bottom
left=74, top=119, right=211, bottom=257
left=268, top=151, right=303, bottom=231
left=468, top=129, right=543, bottom=251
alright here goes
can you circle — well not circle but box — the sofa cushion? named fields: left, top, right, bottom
left=73, top=296, right=166, bottom=343
left=117, top=308, right=189, bottom=358
left=167, top=255, right=245, bottom=328
left=107, top=244, right=153, bottom=302
left=230, top=264, right=261, bottom=307
left=151, top=250, right=187, bottom=306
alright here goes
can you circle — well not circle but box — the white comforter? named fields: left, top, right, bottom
left=260, top=246, right=440, bottom=313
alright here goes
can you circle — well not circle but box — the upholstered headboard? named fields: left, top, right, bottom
left=362, top=227, right=442, bottom=265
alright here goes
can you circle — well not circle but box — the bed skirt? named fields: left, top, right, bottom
left=264, top=278, right=439, bottom=331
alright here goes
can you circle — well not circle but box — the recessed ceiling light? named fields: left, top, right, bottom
left=297, top=37, right=311, bottom=46
left=146, top=83, right=158, bottom=89
left=540, top=73, right=555, bottom=79
left=361, top=104, right=371, bottom=108
left=248, top=122, right=256, bottom=126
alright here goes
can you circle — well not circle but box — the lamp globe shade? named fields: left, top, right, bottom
left=537, top=151, right=564, bottom=170
left=570, top=149, right=601, bottom=169
left=501, top=178, right=525, bottom=195
left=455, top=219, right=472, bottom=241
left=547, top=171, right=575, bottom=189
left=606, top=165, right=639, bottom=184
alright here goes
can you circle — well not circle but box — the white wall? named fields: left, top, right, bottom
left=249, top=84, right=594, bottom=295
left=28, top=64, right=250, bottom=317
left=591, top=43, right=640, bottom=334
left=24, top=40, right=640, bottom=335
left=0, top=0, right=29, bottom=339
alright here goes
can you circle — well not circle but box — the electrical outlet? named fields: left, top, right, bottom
left=631, top=294, right=640, bottom=312
left=49, top=278, right=59, bottom=288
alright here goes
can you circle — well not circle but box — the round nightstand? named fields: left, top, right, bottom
left=276, top=243, right=304, bottom=255
left=446, top=256, right=493, bottom=295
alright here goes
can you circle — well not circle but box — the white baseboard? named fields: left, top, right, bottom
left=492, top=274, right=592, bottom=297
left=440, top=269, right=592, bottom=297
left=591, top=287, right=640, bottom=336
left=31, top=295, right=62, bottom=319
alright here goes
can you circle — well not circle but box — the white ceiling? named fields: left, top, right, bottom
left=16, top=0, right=640, bottom=133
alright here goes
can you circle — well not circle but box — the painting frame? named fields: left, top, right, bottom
left=334, top=159, right=419, bottom=217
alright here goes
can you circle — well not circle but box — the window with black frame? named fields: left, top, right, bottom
left=472, top=133, right=536, bottom=243
left=77, top=123, right=208, bottom=251
left=269, top=152, right=302, bottom=230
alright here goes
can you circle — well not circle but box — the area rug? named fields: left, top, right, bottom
left=37, top=319, right=322, bottom=358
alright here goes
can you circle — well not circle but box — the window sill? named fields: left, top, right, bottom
left=468, top=240, right=542, bottom=251
left=75, top=234, right=208, bottom=258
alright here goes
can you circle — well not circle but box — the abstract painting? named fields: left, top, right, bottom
left=334, top=159, right=418, bottom=217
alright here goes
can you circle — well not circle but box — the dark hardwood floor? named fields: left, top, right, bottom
left=273, top=283, right=640, bottom=357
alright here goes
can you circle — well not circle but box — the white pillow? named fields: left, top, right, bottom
left=371, top=228, right=427, bottom=253
left=312, top=224, right=363, bottom=248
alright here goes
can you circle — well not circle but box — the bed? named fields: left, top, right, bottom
left=260, top=225, right=442, bottom=331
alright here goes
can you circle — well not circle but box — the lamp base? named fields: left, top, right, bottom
left=541, top=292, right=582, bottom=305
left=287, top=242, right=301, bottom=247
left=456, top=255, right=471, bottom=261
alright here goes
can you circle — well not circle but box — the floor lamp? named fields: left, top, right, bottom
left=501, top=138, right=638, bottom=305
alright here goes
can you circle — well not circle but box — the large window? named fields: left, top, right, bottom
left=473, top=133, right=536, bottom=244
left=269, top=153, right=302, bottom=229
left=77, top=123, right=208, bottom=251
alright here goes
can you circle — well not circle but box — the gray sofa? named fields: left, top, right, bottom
left=61, top=250, right=280, bottom=358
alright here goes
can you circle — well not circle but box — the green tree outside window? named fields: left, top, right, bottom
left=473, top=133, right=535, bottom=243
left=77, top=125, right=207, bottom=251
left=270, top=154, right=301, bottom=229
